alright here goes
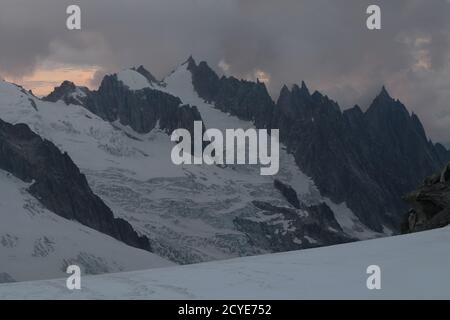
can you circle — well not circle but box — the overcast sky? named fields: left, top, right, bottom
left=0, top=0, right=450, bottom=143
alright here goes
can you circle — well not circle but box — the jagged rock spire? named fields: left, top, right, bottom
left=300, top=81, right=309, bottom=95
left=378, top=85, right=392, bottom=99
left=185, top=55, right=196, bottom=67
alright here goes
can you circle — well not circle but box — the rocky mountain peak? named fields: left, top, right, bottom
left=379, top=85, right=391, bottom=99
left=366, top=86, right=410, bottom=123
left=311, top=90, right=326, bottom=103
left=185, top=55, right=196, bottom=68
left=291, top=81, right=311, bottom=99
left=280, top=84, right=290, bottom=95
left=60, top=80, right=77, bottom=90
left=366, top=86, right=397, bottom=112
left=43, top=81, right=90, bottom=106
left=81, top=69, right=206, bottom=140
left=187, top=58, right=220, bottom=103
left=300, top=81, right=310, bottom=95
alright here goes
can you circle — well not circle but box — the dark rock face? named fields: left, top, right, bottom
left=234, top=200, right=353, bottom=252
left=273, top=87, right=448, bottom=231
left=88, top=74, right=203, bottom=134
left=45, top=69, right=207, bottom=142
left=187, top=58, right=274, bottom=129
left=0, top=119, right=151, bottom=251
left=187, top=60, right=450, bottom=233
left=43, top=81, right=90, bottom=106
left=235, top=180, right=351, bottom=252
left=45, top=72, right=207, bottom=141
left=403, top=162, right=450, bottom=232
left=275, top=86, right=449, bottom=232
left=434, top=143, right=450, bottom=165
left=133, top=65, right=159, bottom=84
left=186, top=56, right=220, bottom=103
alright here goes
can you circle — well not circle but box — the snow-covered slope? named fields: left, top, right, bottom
left=1, top=226, right=448, bottom=299
left=0, top=169, right=172, bottom=283
left=117, top=69, right=153, bottom=91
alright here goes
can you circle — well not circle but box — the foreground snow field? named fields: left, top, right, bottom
left=1, top=226, right=449, bottom=299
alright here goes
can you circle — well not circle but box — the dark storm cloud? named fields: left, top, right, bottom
left=0, top=0, right=450, bottom=142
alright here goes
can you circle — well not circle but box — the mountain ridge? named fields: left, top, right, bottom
left=40, top=58, right=450, bottom=235
left=42, top=59, right=450, bottom=233
left=183, top=58, right=450, bottom=232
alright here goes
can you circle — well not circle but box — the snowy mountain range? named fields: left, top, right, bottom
left=0, top=57, right=448, bottom=284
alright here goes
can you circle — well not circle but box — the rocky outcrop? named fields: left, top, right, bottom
left=234, top=200, right=353, bottom=252
left=45, top=69, right=207, bottom=140
left=87, top=74, right=204, bottom=135
left=187, top=59, right=450, bottom=233
left=0, top=119, right=151, bottom=251
left=403, top=162, right=450, bottom=232
left=274, top=179, right=300, bottom=209
left=43, top=81, right=90, bottom=106
left=186, top=56, right=220, bottom=103
left=235, top=179, right=352, bottom=252
left=187, top=58, right=274, bottom=129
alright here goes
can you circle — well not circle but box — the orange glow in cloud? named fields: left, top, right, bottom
left=4, top=66, right=100, bottom=97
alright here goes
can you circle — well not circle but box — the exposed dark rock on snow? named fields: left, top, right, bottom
left=46, top=69, right=206, bottom=140
left=133, top=65, right=159, bottom=85
left=94, top=75, right=202, bottom=134
left=403, top=162, right=450, bottom=233
left=234, top=200, right=352, bottom=252
left=186, top=58, right=450, bottom=233
left=186, top=56, right=220, bottom=103
left=187, top=57, right=274, bottom=129
left=0, top=119, right=151, bottom=251
left=274, top=179, right=300, bottom=209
